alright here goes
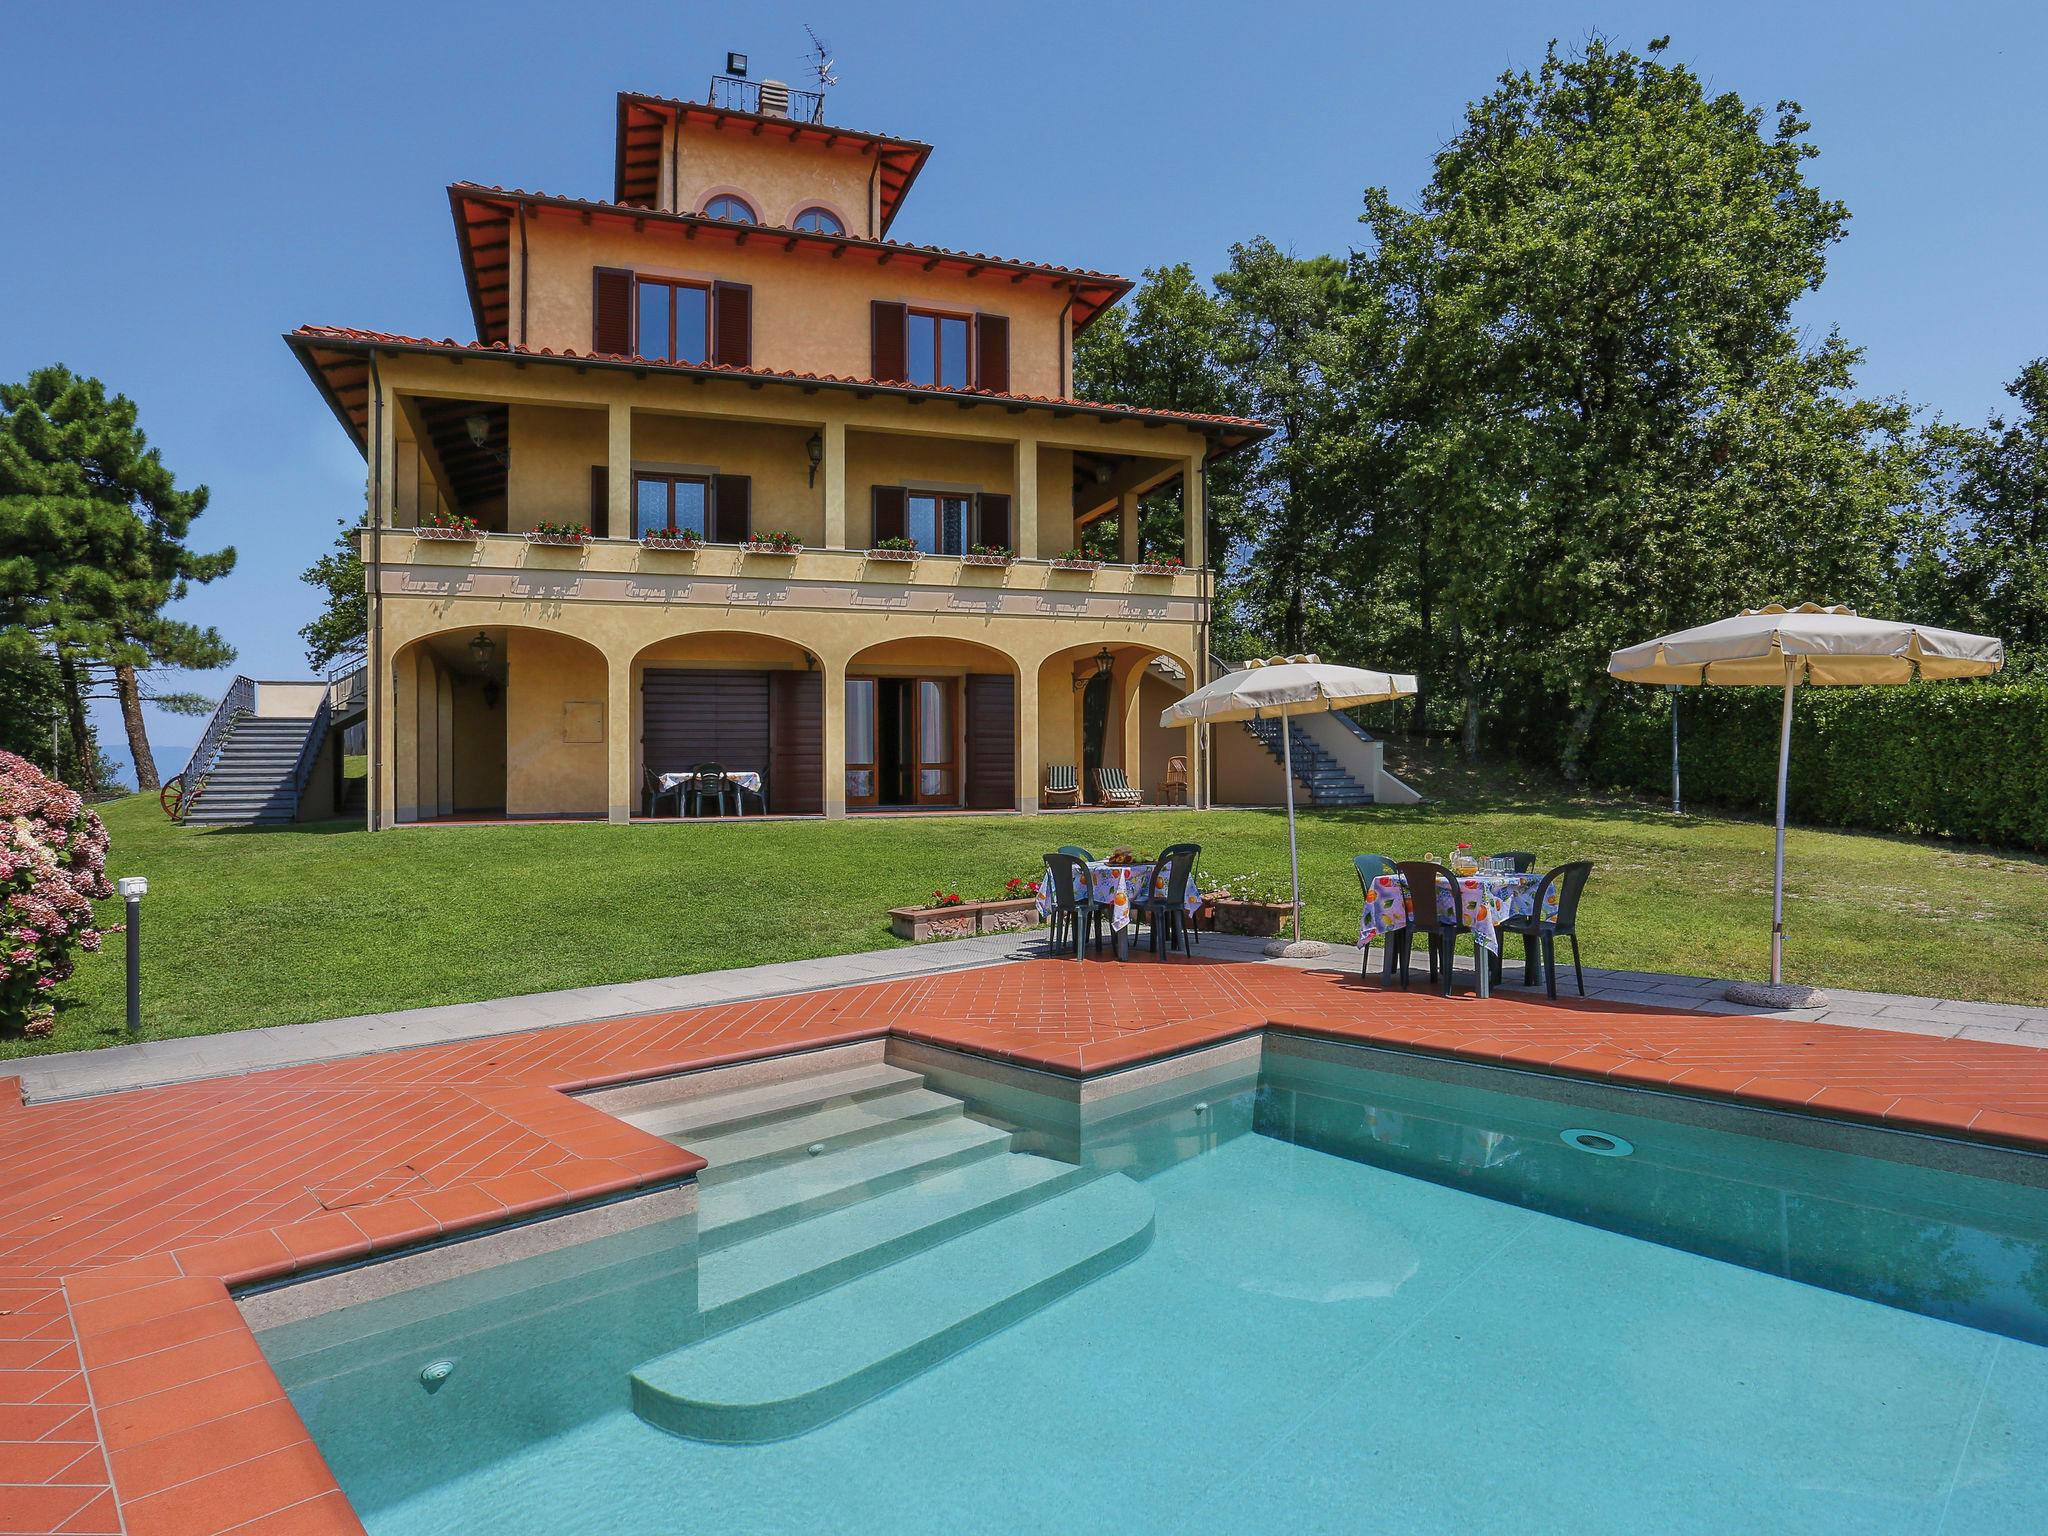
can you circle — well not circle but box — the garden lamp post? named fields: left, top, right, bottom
left=117, top=876, right=147, bottom=1035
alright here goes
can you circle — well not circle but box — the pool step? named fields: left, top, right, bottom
left=696, top=1151, right=1092, bottom=1338
left=697, top=1116, right=1018, bottom=1252
left=683, top=1086, right=971, bottom=1186
left=618, top=1062, right=927, bottom=1144
left=632, top=1173, right=1155, bottom=1442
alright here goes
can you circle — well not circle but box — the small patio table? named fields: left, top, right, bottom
left=657, top=770, right=764, bottom=815
left=1358, top=869, right=1561, bottom=997
left=1038, top=859, right=1204, bottom=960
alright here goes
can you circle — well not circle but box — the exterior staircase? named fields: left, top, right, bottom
left=182, top=716, right=324, bottom=825
left=619, top=1062, right=1154, bottom=1443
left=1243, top=718, right=1374, bottom=806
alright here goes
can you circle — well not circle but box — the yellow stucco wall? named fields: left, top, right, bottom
left=503, top=630, right=608, bottom=816
left=450, top=675, right=505, bottom=811
left=663, top=120, right=877, bottom=235
left=518, top=218, right=1070, bottom=397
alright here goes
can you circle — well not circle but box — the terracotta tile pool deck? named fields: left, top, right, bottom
left=6, top=954, right=2048, bottom=1534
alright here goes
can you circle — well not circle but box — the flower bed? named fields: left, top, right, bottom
left=889, top=896, right=1041, bottom=942
left=1, top=752, right=112, bottom=1039
left=1207, top=897, right=1293, bottom=938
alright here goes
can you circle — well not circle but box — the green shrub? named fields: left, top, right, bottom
left=1586, top=681, right=2048, bottom=851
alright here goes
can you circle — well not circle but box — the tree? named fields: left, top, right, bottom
left=0, top=366, right=235, bottom=792
left=298, top=517, right=366, bottom=671
left=1946, top=359, right=2048, bottom=656
left=1356, top=35, right=1913, bottom=769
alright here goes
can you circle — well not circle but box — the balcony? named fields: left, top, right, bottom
left=706, top=75, right=826, bottom=124
left=372, top=529, right=1205, bottom=617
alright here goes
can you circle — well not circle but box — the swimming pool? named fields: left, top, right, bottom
left=251, top=1037, right=2048, bottom=1533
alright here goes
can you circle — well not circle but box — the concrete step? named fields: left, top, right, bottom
left=631, top=1173, right=1154, bottom=1442
left=684, top=1086, right=968, bottom=1186
left=619, top=1062, right=927, bottom=1143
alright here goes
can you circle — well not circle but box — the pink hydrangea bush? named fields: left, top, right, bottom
left=0, top=751, right=112, bottom=1039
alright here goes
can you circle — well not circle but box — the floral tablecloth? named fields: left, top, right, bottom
left=1038, top=860, right=1204, bottom=934
left=1357, top=870, right=1560, bottom=956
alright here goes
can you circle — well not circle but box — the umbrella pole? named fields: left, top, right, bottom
left=1770, top=667, right=1795, bottom=986
left=1281, top=716, right=1302, bottom=941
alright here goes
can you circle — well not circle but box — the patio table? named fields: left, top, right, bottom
left=1357, top=869, right=1561, bottom=996
left=658, top=770, right=763, bottom=815
left=1037, top=859, right=1203, bottom=959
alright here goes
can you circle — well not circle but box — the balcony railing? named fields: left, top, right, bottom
left=707, top=75, right=826, bottom=124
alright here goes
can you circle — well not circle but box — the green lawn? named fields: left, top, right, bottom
left=12, top=779, right=2047, bottom=1060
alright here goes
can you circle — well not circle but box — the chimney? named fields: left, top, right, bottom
left=758, top=78, right=790, bottom=117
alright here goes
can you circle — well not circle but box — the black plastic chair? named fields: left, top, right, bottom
left=1352, top=853, right=1400, bottom=982
left=687, top=763, right=735, bottom=818
left=643, top=766, right=683, bottom=818
left=1046, top=846, right=1095, bottom=951
left=1042, top=851, right=1105, bottom=960
left=1394, top=861, right=1474, bottom=995
left=1140, top=844, right=1201, bottom=960
left=1492, top=850, right=1537, bottom=874
left=1498, top=861, right=1594, bottom=999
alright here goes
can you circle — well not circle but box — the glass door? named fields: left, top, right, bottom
left=845, top=678, right=878, bottom=807
left=914, top=678, right=957, bottom=804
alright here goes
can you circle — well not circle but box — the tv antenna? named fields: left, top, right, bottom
left=804, top=25, right=838, bottom=93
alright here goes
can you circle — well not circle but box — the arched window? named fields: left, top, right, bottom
left=792, top=205, right=845, bottom=236
left=700, top=194, right=757, bottom=224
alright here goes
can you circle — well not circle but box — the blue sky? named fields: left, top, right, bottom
left=4, top=0, right=2043, bottom=780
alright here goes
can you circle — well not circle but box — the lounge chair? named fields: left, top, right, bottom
left=1094, top=766, right=1142, bottom=807
left=1042, top=763, right=1082, bottom=808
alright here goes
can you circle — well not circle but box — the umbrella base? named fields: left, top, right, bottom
left=1264, top=939, right=1331, bottom=959
left=1724, top=980, right=1830, bottom=1009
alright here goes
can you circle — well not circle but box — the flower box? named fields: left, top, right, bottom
left=961, top=551, right=1014, bottom=568
left=743, top=538, right=803, bottom=556
left=1208, top=897, right=1294, bottom=938
left=888, top=896, right=1042, bottom=942
left=415, top=524, right=481, bottom=542
left=525, top=532, right=588, bottom=548
left=1049, top=558, right=1103, bottom=572
left=640, top=535, right=701, bottom=552
left=1134, top=562, right=1185, bottom=576
left=866, top=546, right=923, bottom=563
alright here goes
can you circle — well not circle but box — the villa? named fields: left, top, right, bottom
left=279, top=76, right=1417, bottom=828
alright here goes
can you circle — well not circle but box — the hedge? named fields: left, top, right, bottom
left=1585, top=681, right=2048, bottom=852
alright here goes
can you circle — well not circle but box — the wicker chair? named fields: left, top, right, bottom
left=1042, top=764, right=1082, bottom=809
left=1094, top=766, right=1142, bottom=807
left=1158, top=755, right=1189, bottom=805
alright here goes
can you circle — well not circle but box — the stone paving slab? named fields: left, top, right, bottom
left=10, top=927, right=2045, bottom=1104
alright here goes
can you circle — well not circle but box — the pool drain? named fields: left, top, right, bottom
left=1560, top=1128, right=1634, bottom=1158
left=806, top=1142, right=826, bottom=1157
left=419, top=1358, right=457, bottom=1391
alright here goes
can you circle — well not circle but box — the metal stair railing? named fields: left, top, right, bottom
left=174, top=675, right=256, bottom=819
left=289, top=692, right=335, bottom=804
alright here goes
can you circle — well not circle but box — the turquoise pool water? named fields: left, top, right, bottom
left=257, top=1047, right=2048, bottom=1534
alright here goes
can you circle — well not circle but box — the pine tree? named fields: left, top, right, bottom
left=0, top=365, right=236, bottom=791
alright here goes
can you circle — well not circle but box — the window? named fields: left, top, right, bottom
left=635, top=277, right=709, bottom=364
left=701, top=194, right=756, bottom=223
left=907, top=492, right=972, bottom=555
left=905, top=310, right=970, bottom=389
left=792, top=205, right=844, bottom=235
left=633, top=472, right=710, bottom=538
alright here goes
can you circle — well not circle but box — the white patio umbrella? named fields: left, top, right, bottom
left=1609, top=604, right=2003, bottom=1005
left=1162, top=655, right=1418, bottom=956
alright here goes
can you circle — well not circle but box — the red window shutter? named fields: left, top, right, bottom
left=712, top=474, right=751, bottom=543
left=872, top=485, right=907, bottom=543
left=975, top=492, right=1011, bottom=551
left=973, top=314, right=1009, bottom=393
left=712, top=282, right=752, bottom=367
left=592, top=268, right=633, bottom=355
left=871, top=300, right=908, bottom=382
left=590, top=465, right=610, bottom=538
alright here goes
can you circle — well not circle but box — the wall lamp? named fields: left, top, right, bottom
left=805, top=431, right=824, bottom=487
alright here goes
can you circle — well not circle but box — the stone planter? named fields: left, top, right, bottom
left=889, top=896, right=1042, bottom=941
left=1209, top=897, right=1294, bottom=938
left=415, top=525, right=480, bottom=542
